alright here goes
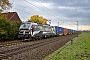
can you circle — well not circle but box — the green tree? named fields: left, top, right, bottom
left=0, top=18, right=11, bottom=40
left=10, top=21, right=21, bottom=40
left=0, top=18, right=21, bottom=41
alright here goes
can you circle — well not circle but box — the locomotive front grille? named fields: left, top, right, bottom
left=19, top=32, right=23, bottom=34
left=25, top=32, right=29, bottom=34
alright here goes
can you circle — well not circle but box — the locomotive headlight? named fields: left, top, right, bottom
left=23, top=31, right=25, bottom=35
left=29, top=32, right=30, bottom=34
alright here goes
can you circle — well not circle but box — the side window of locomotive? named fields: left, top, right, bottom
left=41, top=26, right=44, bottom=31
left=34, top=25, right=40, bottom=31
left=49, top=27, right=52, bottom=31
left=38, top=26, right=42, bottom=31
left=36, top=26, right=40, bottom=31
left=45, top=26, right=49, bottom=31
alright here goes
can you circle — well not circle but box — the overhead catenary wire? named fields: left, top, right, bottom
left=15, top=2, right=58, bottom=18
left=35, top=0, right=79, bottom=22
left=23, top=0, right=65, bottom=22
left=34, top=0, right=67, bottom=23
left=71, top=21, right=77, bottom=25
left=14, top=0, right=67, bottom=23
left=12, top=7, right=34, bottom=22
left=13, top=7, right=33, bottom=15
left=14, top=3, right=60, bottom=21
left=12, top=4, right=56, bottom=22
left=13, top=4, right=56, bottom=22
left=34, top=0, right=66, bottom=24
left=31, top=0, right=78, bottom=26
left=24, top=0, right=55, bottom=17
left=34, top=0, right=59, bottom=17
left=13, top=0, right=77, bottom=27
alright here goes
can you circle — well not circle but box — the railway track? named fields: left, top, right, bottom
left=0, top=40, right=23, bottom=48
left=0, top=34, right=79, bottom=60
left=0, top=37, right=63, bottom=59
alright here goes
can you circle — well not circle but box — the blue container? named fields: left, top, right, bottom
left=54, top=26, right=64, bottom=35
left=72, top=30, right=75, bottom=33
left=71, top=29, right=73, bottom=34
left=74, top=30, right=77, bottom=33
left=68, top=29, right=73, bottom=34
left=68, top=29, right=71, bottom=34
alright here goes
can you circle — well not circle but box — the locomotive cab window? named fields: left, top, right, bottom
left=20, top=23, right=31, bottom=30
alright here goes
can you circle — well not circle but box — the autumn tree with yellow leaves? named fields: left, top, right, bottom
left=0, top=0, right=12, bottom=18
left=29, top=15, right=47, bottom=25
left=0, top=0, right=12, bottom=10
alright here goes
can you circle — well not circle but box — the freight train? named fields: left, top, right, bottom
left=18, top=22, right=78, bottom=40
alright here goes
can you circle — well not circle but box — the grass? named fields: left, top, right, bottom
left=44, top=32, right=90, bottom=60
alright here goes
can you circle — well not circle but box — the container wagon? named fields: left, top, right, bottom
left=63, top=28, right=68, bottom=35
left=54, top=26, right=64, bottom=36
left=68, top=29, right=71, bottom=34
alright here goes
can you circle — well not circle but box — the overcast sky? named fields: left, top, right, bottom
left=8, top=0, right=90, bottom=30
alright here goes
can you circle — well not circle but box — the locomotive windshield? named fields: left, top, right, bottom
left=19, top=23, right=31, bottom=30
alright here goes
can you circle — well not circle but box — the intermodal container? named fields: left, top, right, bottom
left=68, top=29, right=71, bottom=34
left=72, top=30, right=75, bottom=34
left=54, top=26, right=63, bottom=35
left=63, top=28, right=68, bottom=35
left=71, top=29, right=73, bottom=34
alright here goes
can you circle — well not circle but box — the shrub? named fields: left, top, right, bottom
left=0, top=18, right=21, bottom=41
